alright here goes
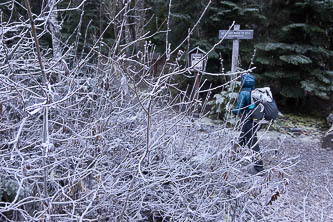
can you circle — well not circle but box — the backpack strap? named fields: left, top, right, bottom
left=250, top=89, right=254, bottom=105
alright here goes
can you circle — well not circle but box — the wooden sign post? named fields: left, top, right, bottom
left=219, top=25, right=253, bottom=76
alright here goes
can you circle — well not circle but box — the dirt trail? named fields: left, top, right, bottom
left=199, top=116, right=333, bottom=221
left=257, top=128, right=333, bottom=221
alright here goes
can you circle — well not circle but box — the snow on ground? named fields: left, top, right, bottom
left=196, top=116, right=333, bottom=221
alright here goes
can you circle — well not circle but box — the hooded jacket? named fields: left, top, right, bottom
left=232, top=74, right=255, bottom=115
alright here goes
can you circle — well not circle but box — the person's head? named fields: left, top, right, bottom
left=241, top=73, right=255, bottom=90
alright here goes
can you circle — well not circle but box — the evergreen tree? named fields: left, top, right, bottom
left=202, top=0, right=269, bottom=73
left=255, top=0, right=333, bottom=103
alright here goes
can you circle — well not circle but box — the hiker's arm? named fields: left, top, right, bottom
left=232, top=91, right=247, bottom=115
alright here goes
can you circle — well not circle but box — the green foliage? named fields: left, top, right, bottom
left=255, top=56, right=272, bottom=65
left=279, top=55, right=312, bottom=65
left=219, top=1, right=239, bottom=9
left=280, top=85, right=304, bottom=98
left=207, top=80, right=241, bottom=119
left=0, top=180, right=30, bottom=203
left=254, top=0, right=333, bottom=102
left=256, top=43, right=313, bottom=53
left=312, top=70, right=331, bottom=84
left=282, top=23, right=325, bottom=34
left=261, top=71, right=300, bottom=80
left=301, top=80, right=330, bottom=99
left=298, top=69, right=333, bottom=99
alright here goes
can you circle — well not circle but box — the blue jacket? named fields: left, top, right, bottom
left=232, top=74, right=255, bottom=115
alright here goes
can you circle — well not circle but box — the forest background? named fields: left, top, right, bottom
left=5, top=0, right=333, bottom=116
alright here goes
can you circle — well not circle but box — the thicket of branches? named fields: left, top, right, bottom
left=0, top=0, right=332, bottom=221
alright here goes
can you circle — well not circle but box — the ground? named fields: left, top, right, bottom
left=261, top=130, right=333, bottom=221
left=199, top=114, right=333, bottom=221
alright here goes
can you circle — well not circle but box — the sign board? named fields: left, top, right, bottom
left=191, top=53, right=204, bottom=71
left=219, top=30, right=253, bottom=40
left=218, top=25, right=254, bottom=73
left=188, top=47, right=207, bottom=72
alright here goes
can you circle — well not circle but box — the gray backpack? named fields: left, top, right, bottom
left=250, top=87, right=279, bottom=121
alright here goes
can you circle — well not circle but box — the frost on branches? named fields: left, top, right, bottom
left=0, top=0, right=331, bottom=222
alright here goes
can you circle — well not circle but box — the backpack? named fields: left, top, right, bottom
left=249, top=87, right=279, bottom=121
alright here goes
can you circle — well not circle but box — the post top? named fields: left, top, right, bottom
left=188, top=46, right=206, bottom=55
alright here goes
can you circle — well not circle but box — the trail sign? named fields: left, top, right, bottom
left=219, top=30, right=253, bottom=40
left=191, top=53, right=204, bottom=71
left=188, top=47, right=207, bottom=72
left=218, top=25, right=254, bottom=73
left=188, top=47, right=207, bottom=103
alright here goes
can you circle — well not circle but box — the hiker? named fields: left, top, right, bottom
left=232, top=73, right=264, bottom=175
